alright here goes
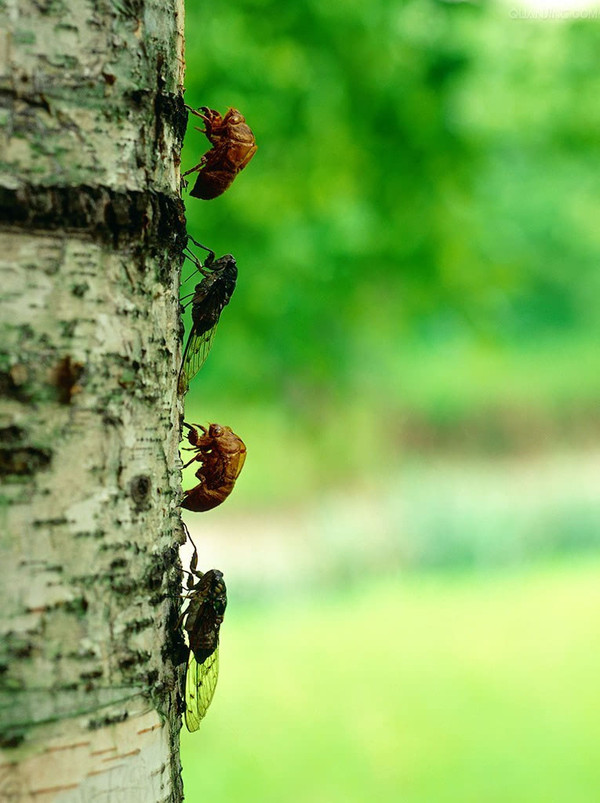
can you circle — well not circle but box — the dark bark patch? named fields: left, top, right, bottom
left=0, top=184, right=186, bottom=252
left=79, top=668, right=104, bottom=681
left=62, top=596, right=89, bottom=616
left=73, top=529, right=105, bottom=540
left=109, top=576, right=137, bottom=596
left=165, top=637, right=188, bottom=669
left=123, top=616, right=153, bottom=634
left=155, top=92, right=188, bottom=150
left=0, top=446, right=52, bottom=477
left=65, top=647, right=98, bottom=661
left=0, top=368, right=31, bottom=402
left=0, top=730, right=25, bottom=749
left=71, top=282, right=89, bottom=297
left=130, top=474, right=152, bottom=509
left=6, top=639, right=34, bottom=661
left=87, top=711, right=128, bottom=730
left=117, top=649, right=151, bottom=671
left=52, top=356, right=84, bottom=404
left=0, top=425, right=25, bottom=444
left=110, top=0, right=144, bottom=20
left=143, top=544, right=179, bottom=593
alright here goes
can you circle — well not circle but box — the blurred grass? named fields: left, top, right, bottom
left=182, top=557, right=600, bottom=803
left=183, top=450, right=600, bottom=602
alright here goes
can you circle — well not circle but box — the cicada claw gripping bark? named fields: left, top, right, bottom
left=183, top=106, right=257, bottom=200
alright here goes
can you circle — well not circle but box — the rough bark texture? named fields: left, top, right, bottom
left=0, top=0, right=187, bottom=800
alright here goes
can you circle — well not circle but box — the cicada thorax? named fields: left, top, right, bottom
left=189, top=255, right=237, bottom=337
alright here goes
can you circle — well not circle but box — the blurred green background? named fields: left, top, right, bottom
left=179, top=0, right=600, bottom=799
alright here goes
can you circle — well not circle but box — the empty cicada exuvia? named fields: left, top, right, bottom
left=181, top=422, right=247, bottom=512
left=179, top=530, right=227, bottom=731
left=183, top=106, right=257, bottom=200
left=178, top=238, right=237, bottom=395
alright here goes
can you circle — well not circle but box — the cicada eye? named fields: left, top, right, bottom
left=210, top=424, right=223, bottom=437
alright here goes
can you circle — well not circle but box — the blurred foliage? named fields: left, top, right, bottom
left=181, top=0, right=600, bottom=496
left=182, top=558, right=600, bottom=802
left=179, top=9, right=600, bottom=795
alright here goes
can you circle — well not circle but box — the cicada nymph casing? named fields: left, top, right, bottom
left=180, top=422, right=247, bottom=512
left=183, top=106, right=257, bottom=200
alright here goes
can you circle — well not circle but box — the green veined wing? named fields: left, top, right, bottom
left=185, top=647, right=220, bottom=732
left=177, top=255, right=237, bottom=395
left=178, top=324, right=218, bottom=395
left=180, top=553, right=227, bottom=732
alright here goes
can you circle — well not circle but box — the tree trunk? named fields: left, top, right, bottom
left=0, top=0, right=187, bottom=800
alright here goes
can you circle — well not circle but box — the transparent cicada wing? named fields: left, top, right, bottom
left=184, top=648, right=220, bottom=732
left=177, top=258, right=236, bottom=395
left=178, top=324, right=218, bottom=395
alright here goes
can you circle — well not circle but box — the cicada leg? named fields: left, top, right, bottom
left=181, top=154, right=208, bottom=177
left=187, top=237, right=215, bottom=263
left=181, top=453, right=204, bottom=470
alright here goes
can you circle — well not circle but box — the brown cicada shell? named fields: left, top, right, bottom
left=183, top=106, right=257, bottom=200
left=181, top=422, right=247, bottom=512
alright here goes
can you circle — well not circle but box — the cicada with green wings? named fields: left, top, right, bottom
left=179, top=534, right=227, bottom=730
left=178, top=238, right=238, bottom=395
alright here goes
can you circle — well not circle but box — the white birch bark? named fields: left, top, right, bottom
left=0, top=0, right=188, bottom=800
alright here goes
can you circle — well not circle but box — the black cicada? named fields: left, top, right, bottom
left=178, top=237, right=237, bottom=395
left=179, top=533, right=227, bottom=730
